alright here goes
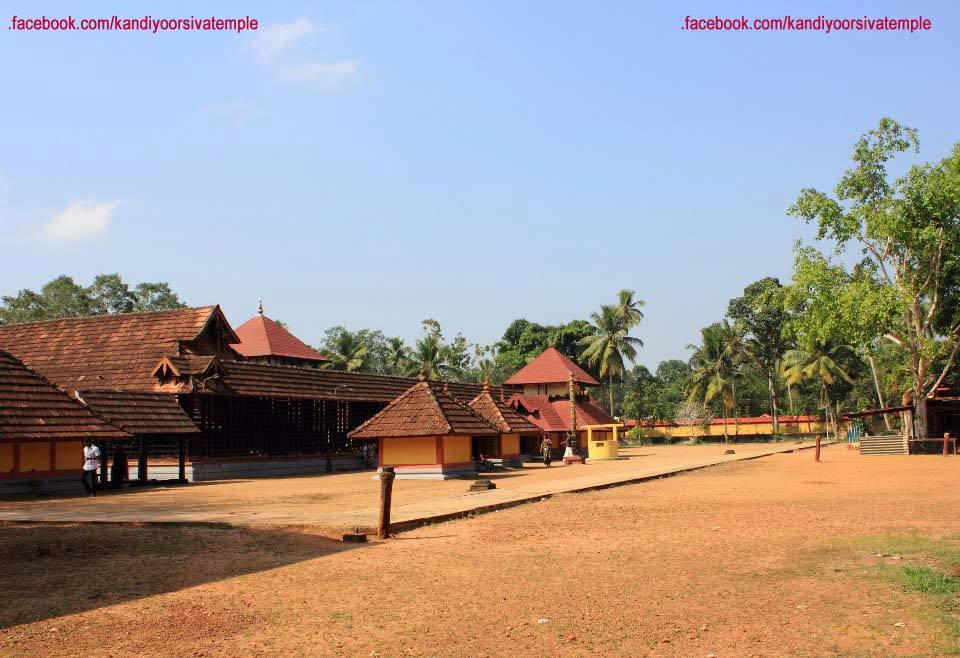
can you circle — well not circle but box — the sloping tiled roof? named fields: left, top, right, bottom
left=348, top=380, right=498, bottom=439
left=509, top=394, right=616, bottom=433
left=468, top=385, right=541, bottom=434
left=78, top=391, right=199, bottom=436
left=218, top=360, right=517, bottom=404
left=503, top=347, right=599, bottom=386
left=0, top=306, right=229, bottom=391
left=230, top=314, right=327, bottom=362
left=0, top=349, right=130, bottom=443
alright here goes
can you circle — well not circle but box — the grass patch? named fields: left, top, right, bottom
left=902, top=566, right=960, bottom=596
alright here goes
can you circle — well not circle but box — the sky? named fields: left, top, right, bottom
left=1, top=1, right=958, bottom=369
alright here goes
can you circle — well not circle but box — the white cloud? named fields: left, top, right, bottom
left=253, top=18, right=323, bottom=60
left=42, top=200, right=121, bottom=242
left=278, top=59, right=361, bottom=87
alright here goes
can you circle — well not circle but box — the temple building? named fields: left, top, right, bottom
left=504, top=347, right=620, bottom=454
left=0, top=306, right=515, bottom=484
left=467, top=382, right=541, bottom=466
left=348, top=373, right=499, bottom=479
left=0, top=349, right=131, bottom=493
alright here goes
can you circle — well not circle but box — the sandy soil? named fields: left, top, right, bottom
left=3, top=444, right=960, bottom=657
left=0, top=443, right=800, bottom=528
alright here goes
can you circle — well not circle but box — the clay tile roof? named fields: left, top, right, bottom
left=0, top=349, right=130, bottom=442
left=348, top=381, right=498, bottom=439
left=0, top=306, right=231, bottom=391
left=468, top=387, right=541, bottom=434
left=503, top=347, right=599, bottom=386
left=78, top=391, right=199, bottom=436
left=230, top=314, right=327, bottom=362
left=508, top=394, right=616, bottom=433
left=152, top=355, right=220, bottom=378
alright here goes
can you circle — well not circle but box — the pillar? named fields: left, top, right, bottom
left=138, top=437, right=148, bottom=483
left=177, top=436, right=187, bottom=482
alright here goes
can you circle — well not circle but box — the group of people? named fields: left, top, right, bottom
left=80, top=440, right=129, bottom=496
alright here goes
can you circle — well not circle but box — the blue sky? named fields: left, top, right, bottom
left=1, top=1, right=958, bottom=369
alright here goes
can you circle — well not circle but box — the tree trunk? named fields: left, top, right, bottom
left=866, top=355, right=893, bottom=432
left=608, top=373, right=615, bottom=416
left=821, top=383, right=831, bottom=440
left=722, top=410, right=729, bottom=443
left=732, top=379, right=740, bottom=437
left=913, top=392, right=927, bottom=440
left=768, top=374, right=780, bottom=435
left=786, top=382, right=795, bottom=416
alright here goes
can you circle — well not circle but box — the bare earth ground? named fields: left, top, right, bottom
left=3, top=444, right=960, bottom=657
left=0, top=443, right=802, bottom=530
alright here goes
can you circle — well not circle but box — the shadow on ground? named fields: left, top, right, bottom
left=0, top=522, right=366, bottom=628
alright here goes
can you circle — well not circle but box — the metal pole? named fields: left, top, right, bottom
left=378, top=465, right=396, bottom=539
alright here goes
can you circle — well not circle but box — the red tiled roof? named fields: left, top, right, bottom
left=348, top=381, right=498, bottom=439
left=78, top=391, right=199, bottom=436
left=468, top=386, right=541, bottom=435
left=503, top=347, right=599, bottom=386
left=230, top=314, right=327, bottom=362
left=0, top=349, right=130, bottom=443
left=508, top=394, right=616, bottom=433
left=0, top=306, right=234, bottom=391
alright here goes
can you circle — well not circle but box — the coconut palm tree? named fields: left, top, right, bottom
left=579, top=305, right=643, bottom=414
left=407, top=334, right=458, bottom=380
left=384, top=337, right=411, bottom=376
left=718, top=320, right=747, bottom=437
left=323, top=331, right=368, bottom=372
left=782, top=341, right=855, bottom=439
left=616, top=289, right=645, bottom=330
left=687, top=324, right=736, bottom=442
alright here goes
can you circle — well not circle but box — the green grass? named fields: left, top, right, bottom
left=902, top=566, right=960, bottom=596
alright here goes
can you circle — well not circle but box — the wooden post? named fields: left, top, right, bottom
left=138, top=436, right=148, bottom=483
left=815, top=435, right=822, bottom=462
left=378, top=465, right=396, bottom=539
left=177, top=436, right=187, bottom=482
left=944, top=432, right=951, bottom=458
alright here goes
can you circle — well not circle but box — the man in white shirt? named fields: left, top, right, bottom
left=82, top=440, right=100, bottom=496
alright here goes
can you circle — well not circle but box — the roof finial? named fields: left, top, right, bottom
left=257, top=299, right=264, bottom=316
left=418, top=366, right=428, bottom=382
left=443, top=380, right=450, bottom=394
left=482, top=374, right=490, bottom=393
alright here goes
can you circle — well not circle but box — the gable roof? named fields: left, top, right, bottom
left=0, top=349, right=130, bottom=443
left=0, top=306, right=234, bottom=391
left=348, top=380, right=497, bottom=439
left=508, top=394, right=616, bottom=433
left=230, top=313, right=327, bottom=362
left=468, top=385, right=541, bottom=435
left=503, top=347, right=599, bottom=386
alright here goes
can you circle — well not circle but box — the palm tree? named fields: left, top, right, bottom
left=384, top=337, right=411, bottom=376
left=782, top=342, right=855, bottom=439
left=323, top=331, right=368, bottom=372
left=407, top=334, right=457, bottom=380
left=616, top=289, right=645, bottom=330
left=687, top=324, right=736, bottom=442
left=718, top=320, right=747, bottom=437
left=579, top=305, right=643, bottom=414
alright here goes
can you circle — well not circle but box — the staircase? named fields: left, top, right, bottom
left=859, top=434, right=909, bottom=455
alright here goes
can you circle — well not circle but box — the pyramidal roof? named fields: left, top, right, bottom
left=348, top=379, right=497, bottom=439
left=503, top=347, right=599, bottom=386
left=230, top=305, right=327, bottom=362
left=468, top=384, right=541, bottom=434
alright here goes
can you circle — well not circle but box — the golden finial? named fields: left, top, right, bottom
left=418, top=366, right=428, bottom=382
left=482, top=374, right=490, bottom=393
left=257, top=299, right=264, bottom=316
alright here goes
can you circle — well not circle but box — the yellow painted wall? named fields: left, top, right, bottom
left=55, top=442, right=84, bottom=470
left=637, top=419, right=836, bottom=439
left=382, top=437, right=437, bottom=466
left=501, top=433, right=520, bottom=456
left=19, top=442, right=50, bottom=472
left=0, top=444, right=13, bottom=473
left=444, top=435, right=472, bottom=463
left=587, top=427, right=620, bottom=459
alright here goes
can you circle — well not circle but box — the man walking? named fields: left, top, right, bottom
left=540, top=436, right=553, bottom=467
left=82, top=439, right=100, bottom=496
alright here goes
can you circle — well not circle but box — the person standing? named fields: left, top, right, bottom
left=82, top=439, right=100, bottom=496
left=540, top=436, right=553, bottom=467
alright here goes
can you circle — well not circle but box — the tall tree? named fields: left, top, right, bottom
left=321, top=330, right=369, bottom=372
left=615, top=289, right=645, bottom=330
left=782, top=341, right=855, bottom=439
left=87, top=273, right=135, bottom=314
left=687, top=323, right=736, bottom=442
left=790, top=118, right=960, bottom=438
left=579, top=305, right=643, bottom=414
left=728, top=277, right=788, bottom=434
left=384, top=337, right=411, bottom=376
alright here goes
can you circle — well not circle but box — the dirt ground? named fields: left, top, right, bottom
left=0, top=443, right=800, bottom=530
left=3, top=444, right=960, bottom=657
